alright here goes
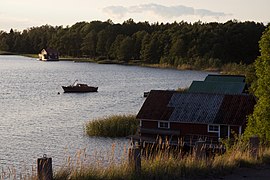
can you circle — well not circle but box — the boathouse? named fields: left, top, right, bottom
left=38, top=48, right=59, bottom=61
left=135, top=90, right=256, bottom=146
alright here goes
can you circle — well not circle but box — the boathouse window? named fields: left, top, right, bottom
left=158, top=121, right=170, bottom=129
left=208, top=125, right=219, bottom=133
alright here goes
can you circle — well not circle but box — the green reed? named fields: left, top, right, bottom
left=85, top=114, right=138, bottom=137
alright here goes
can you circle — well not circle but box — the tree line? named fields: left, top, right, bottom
left=0, top=19, right=266, bottom=68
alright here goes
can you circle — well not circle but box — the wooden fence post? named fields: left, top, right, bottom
left=37, top=154, right=53, bottom=180
left=249, top=136, right=259, bottom=159
left=128, top=144, right=141, bottom=174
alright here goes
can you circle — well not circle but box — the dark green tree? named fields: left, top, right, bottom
left=0, top=19, right=265, bottom=65
left=141, top=34, right=161, bottom=64
left=245, top=26, right=270, bottom=142
left=96, top=30, right=108, bottom=57
left=105, top=24, right=121, bottom=56
left=80, top=30, right=97, bottom=57
left=0, top=31, right=9, bottom=51
left=118, top=36, right=134, bottom=61
left=132, top=30, right=147, bottom=60
left=6, top=29, right=15, bottom=51
left=140, top=33, right=150, bottom=61
left=108, top=34, right=125, bottom=60
left=170, top=38, right=185, bottom=57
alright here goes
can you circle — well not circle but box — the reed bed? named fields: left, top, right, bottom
left=54, top=139, right=270, bottom=180
left=85, top=114, right=138, bottom=137
left=0, top=165, right=37, bottom=180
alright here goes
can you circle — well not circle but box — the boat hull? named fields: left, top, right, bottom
left=62, top=86, right=98, bottom=93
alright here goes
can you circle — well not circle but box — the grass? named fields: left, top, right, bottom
left=22, top=54, right=38, bottom=58
left=220, top=62, right=252, bottom=75
left=53, top=138, right=270, bottom=180
left=176, top=87, right=189, bottom=92
left=0, top=50, right=16, bottom=55
left=85, top=114, right=138, bottom=137
left=0, top=165, right=37, bottom=180
left=60, top=57, right=96, bottom=63
left=96, top=59, right=125, bottom=64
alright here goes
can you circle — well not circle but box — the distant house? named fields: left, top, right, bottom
left=38, top=48, right=59, bottom=61
left=188, top=74, right=248, bottom=94
left=135, top=90, right=256, bottom=146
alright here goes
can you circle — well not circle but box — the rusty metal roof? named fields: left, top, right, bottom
left=137, top=90, right=255, bottom=126
left=136, top=90, right=174, bottom=121
left=214, top=94, right=256, bottom=125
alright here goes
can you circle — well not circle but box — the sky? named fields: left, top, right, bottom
left=0, top=0, right=269, bottom=32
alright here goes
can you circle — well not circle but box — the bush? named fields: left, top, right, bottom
left=85, top=114, right=138, bottom=137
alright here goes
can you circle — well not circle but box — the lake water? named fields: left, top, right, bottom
left=0, top=55, right=209, bottom=175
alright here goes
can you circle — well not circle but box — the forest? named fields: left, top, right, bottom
left=0, top=19, right=266, bottom=69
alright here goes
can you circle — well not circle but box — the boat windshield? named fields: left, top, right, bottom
left=72, top=80, right=78, bottom=86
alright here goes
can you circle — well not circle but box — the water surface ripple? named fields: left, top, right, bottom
left=0, top=55, right=209, bottom=173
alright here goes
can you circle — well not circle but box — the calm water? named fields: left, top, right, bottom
left=0, top=55, right=209, bottom=174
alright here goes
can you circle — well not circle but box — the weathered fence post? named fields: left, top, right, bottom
left=194, top=141, right=206, bottom=160
left=128, top=143, right=141, bottom=174
left=249, top=136, right=259, bottom=159
left=37, top=154, right=53, bottom=180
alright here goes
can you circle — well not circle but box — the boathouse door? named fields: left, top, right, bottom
left=220, top=125, right=229, bottom=139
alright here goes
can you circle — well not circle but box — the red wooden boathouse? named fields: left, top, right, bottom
left=134, top=90, right=256, bottom=146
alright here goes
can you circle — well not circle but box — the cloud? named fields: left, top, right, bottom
left=129, top=4, right=195, bottom=18
left=103, top=3, right=230, bottom=19
left=0, top=15, right=40, bottom=32
left=195, top=9, right=228, bottom=17
left=103, top=6, right=128, bottom=19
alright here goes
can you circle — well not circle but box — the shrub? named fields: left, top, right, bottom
left=85, top=114, right=138, bottom=137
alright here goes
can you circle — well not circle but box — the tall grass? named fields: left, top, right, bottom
left=0, top=51, right=16, bottom=55
left=54, top=138, right=270, bottom=180
left=0, top=165, right=37, bottom=180
left=85, top=114, right=138, bottom=137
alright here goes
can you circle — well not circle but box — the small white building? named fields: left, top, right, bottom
left=38, top=48, right=59, bottom=61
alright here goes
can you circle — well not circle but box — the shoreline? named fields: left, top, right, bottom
left=21, top=53, right=222, bottom=73
left=1, top=53, right=251, bottom=80
left=2, top=53, right=250, bottom=75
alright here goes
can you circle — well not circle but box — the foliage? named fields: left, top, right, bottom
left=118, top=36, right=134, bottom=61
left=0, top=20, right=265, bottom=69
left=85, top=114, right=138, bottom=137
left=54, top=140, right=270, bottom=180
left=176, top=87, right=189, bottom=92
left=245, top=26, right=270, bottom=143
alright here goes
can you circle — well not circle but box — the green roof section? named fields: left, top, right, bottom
left=188, top=81, right=246, bottom=94
left=205, top=74, right=245, bottom=83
